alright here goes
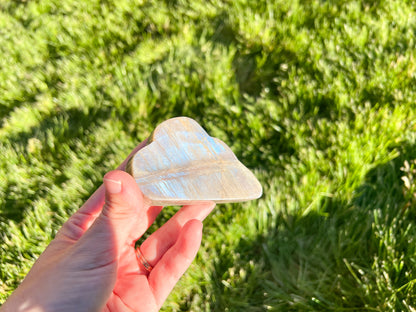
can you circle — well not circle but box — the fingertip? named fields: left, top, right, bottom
left=177, top=202, right=216, bottom=224
left=198, top=201, right=216, bottom=215
left=101, top=170, right=144, bottom=219
left=186, top=201, right=216, bottom=210
left=176, top=219, right=203, bottom=255
left=104, top=170, right=136, bottom=186
left=183, top=219, right=203, bottom=234
left=103, top=177, right=122, bottom=194
left=104, top=170, right=143, bottom=200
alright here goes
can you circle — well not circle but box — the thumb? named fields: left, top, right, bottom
left=70, top=170, right=144, bottom=269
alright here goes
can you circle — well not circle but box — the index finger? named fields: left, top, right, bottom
left=149, top=219, right=203, bottom=309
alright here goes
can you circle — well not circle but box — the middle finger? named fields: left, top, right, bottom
left=138, top=202, right=215, bottom=267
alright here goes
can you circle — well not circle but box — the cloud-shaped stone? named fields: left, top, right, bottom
left=127, top=117, right=262, bottom=205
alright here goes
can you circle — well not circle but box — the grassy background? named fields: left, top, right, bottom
left=1, top=0, right=416, bottom=310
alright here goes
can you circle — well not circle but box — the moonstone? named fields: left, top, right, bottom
left=126, top=117, right=262, bottom=205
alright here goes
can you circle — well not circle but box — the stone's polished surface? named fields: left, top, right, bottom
left=127, top=117, right=262, bottom=206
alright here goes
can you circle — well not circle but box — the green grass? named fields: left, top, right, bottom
left=2, top=0, right=416, bottom=310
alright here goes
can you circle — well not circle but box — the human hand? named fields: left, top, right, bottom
left=1, top=142, right=215, bottom=312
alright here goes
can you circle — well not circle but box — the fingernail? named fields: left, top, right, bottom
left=104, top=178, right=122, bottom=194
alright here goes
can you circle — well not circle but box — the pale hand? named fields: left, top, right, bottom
left=1, top=142, right=215, bottom=312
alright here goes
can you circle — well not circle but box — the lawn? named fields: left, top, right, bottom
left=1, top=0, right=416, bottom=310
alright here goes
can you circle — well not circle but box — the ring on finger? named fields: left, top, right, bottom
left=135, top=246, right=153, bottom=273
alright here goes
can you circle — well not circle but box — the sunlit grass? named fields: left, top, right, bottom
left=2, top=0, right=416, bottom=310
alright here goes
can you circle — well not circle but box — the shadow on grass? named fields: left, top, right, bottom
left=206, top=142, right=416, bottom=311
left=0, top=105, right=119, bottom=223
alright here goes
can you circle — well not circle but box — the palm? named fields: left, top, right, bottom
left=104, top=201, right=213, bottom=312
left=102, top=208, right=159, bottom=312
left=104, top=243, right=158, bottom=311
